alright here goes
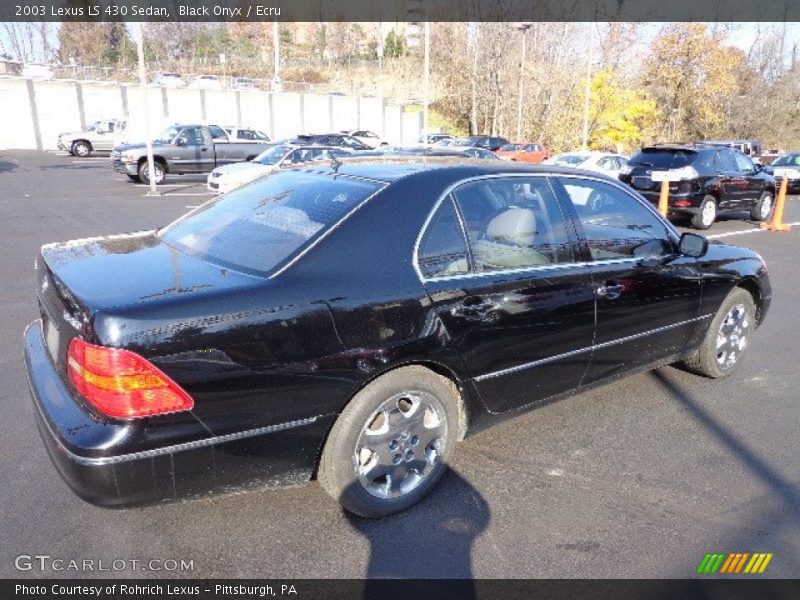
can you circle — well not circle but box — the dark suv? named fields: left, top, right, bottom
left=465, top=135, right=510, bottom=151
left=619, top=144, right=776, bottom=229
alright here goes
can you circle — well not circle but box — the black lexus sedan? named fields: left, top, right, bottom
left=619, top=144, right=776, bottom=229
left=24, top=157, right=771, bottom=517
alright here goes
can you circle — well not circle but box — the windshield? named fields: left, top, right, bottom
left=254, top=145, right=290, bottom=165
left=158, top=171, right=383, bottom=275
left=630, top=149, right=696, bottom=168
left=771, top=154, right=800, bottom=167
left=154, top=126, right=180, bottom=144
left=84, top=121, right=100, bottom=132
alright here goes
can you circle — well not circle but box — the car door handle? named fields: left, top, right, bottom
left=200, top=147, right=208, bottom=152
left=596, top=282, right=625, bottom=299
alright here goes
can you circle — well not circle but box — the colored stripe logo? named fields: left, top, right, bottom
left=697, top=552, right=773, bottom=574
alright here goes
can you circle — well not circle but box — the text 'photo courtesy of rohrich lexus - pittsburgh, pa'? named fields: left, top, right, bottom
left=24, top=157, right=771, bottom=518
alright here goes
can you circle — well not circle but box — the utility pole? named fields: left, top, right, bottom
left=136, top=23, right=159, bottom=196
left=515, top=22, right=533, bottom=142
left=581, top=23, right=593, bottom=151
left=272, top=21, right=282, bottom=92
left=423, top=22, right=430, bottom=133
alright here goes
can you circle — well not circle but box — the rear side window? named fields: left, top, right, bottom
left=451, top=177, right=574, bottom=272
left=208, top=125, right=228, bottom=141
left=159, top=172, right=382, bottom=275
left=417, top=198, right=470, bottom=278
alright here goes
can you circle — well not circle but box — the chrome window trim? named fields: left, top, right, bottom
left=474, top=313, right=714, bottom=382
left=412, top=171, right=681, bottom=284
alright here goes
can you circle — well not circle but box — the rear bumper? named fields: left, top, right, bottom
left=24, top=320, right=333, bottom=508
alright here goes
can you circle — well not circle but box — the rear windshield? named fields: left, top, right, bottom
left=158, top=171, right=382, bottom=275
left=629, top=149, right=697, bottom=168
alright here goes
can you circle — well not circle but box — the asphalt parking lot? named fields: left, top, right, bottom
left=1, top=150, right=799, bottom=579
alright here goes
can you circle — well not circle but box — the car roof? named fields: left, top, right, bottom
left=287, top=155, right=619, bottom=183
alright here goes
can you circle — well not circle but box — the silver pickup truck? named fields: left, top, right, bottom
left=110, top=124, right=273, bottom=184
left=58, top=119, right=126, bottom=156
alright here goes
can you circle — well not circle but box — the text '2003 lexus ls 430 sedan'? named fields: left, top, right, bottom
left=23, top=157, right=771, bottom=517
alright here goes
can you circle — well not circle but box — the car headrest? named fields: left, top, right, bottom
left=486, top=208, right=537, bottom=246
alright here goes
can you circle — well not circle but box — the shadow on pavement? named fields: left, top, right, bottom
left=342, top=469, right=489, bottom=597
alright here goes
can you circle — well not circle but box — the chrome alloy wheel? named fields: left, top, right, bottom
left=354, top=391, right=447, bottom=499
left=716, top=303, right=750, bottom=369
left=701, top=200, right=717, bottom=227
left=760, top=195, right=773, bottom=220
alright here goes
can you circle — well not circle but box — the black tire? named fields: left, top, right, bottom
left=750, top=191, right=774, bottom=222
left=681, top=287, right=756, bottom=379
left=138, top=159, right=165, bottom=185
left=318, top=365, right=461, bottom=518
left=691, top=195, right=717, bottom=230
left=127, top=174, right=141, bottom=183
left=71, top=140, right=92, bottom=157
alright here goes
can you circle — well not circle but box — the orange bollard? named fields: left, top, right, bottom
left=658, top=179, right=669, bottom=217
left=761, top=175, right=792, bottom=231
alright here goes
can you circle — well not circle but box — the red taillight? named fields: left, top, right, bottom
left=674, top=199, right=692, bottom=207
left=67, top=338, right=194, bottom=419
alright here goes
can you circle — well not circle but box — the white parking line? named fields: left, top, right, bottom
left=71, top=159, right=108, bottom=164
left=133, top=183, right=187, bottom=187
left=707, top=222, right=800, bottom=239
left=185, top=205, right=200, bottom=209
left=162, top=192, right=215, bottom=196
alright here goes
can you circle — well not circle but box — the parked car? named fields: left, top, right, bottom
left=110, top=124, right=273, bottom=184
left=544, top=152, right=629, bottom=178
left=232, top=77, right=258, bottom=90
left=700, top=139, right=763, bottom=162
left=294, top=133, right=370, bottom=151
left=764, top=153, right=800, bottom=193
left=207, top=144, right=348, bottom=193
left=25, top=158, right=771, bottom=517
left=152, top=73, right=186, bottom=87
left=619, top=144, right=776, bottom=229
left=418, top=133, right=455, bottom=146
left=433, top=139, right=456, bottom=147
left=188, top=75, right=223, bottom=90
left=58, top=119, right=126, bottom=156
left=495, top=143, right=549, bottom=164
left=21, top=63, right=55, bottom=80
left=342, top=130, right=387, bottom=149
left=464, top=135, right=510, bottom=151
left=453, top=147, right=501, bottom=160
left=222, top=127, right=271, bottom=142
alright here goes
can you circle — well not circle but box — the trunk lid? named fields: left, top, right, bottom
left=37, top=230, right=262, bottom=371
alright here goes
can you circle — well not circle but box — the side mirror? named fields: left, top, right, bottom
left=175, top=136, right=187, bottom=146
left=754, top=162, right=764, bottom=172
left=678, top=232, right=708, bottom=258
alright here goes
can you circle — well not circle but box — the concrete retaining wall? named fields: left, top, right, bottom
left=0, top=77, right=421, bottom=150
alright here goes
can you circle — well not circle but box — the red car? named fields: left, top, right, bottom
left=495, top=143, right=549, bottom=164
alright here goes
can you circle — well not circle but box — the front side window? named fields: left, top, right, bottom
left=417, top=198, right=470, bottom=278
left=559, top=178, right=673, bottom=260
left=159, top=172, right=382, bottom=275
left=452, top=177, right=574, bottom=272
left=180, top=127, right=207, bottom=145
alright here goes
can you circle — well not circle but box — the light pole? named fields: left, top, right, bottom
left=581, top=23, right=594, bottom=151
left=514, top=22, right=533, bottom=142
left=136, top=23, right=159, bottom=196
left=271, top=21, right=282, bottom=92
left=423, top=22, right=430, bottom=133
